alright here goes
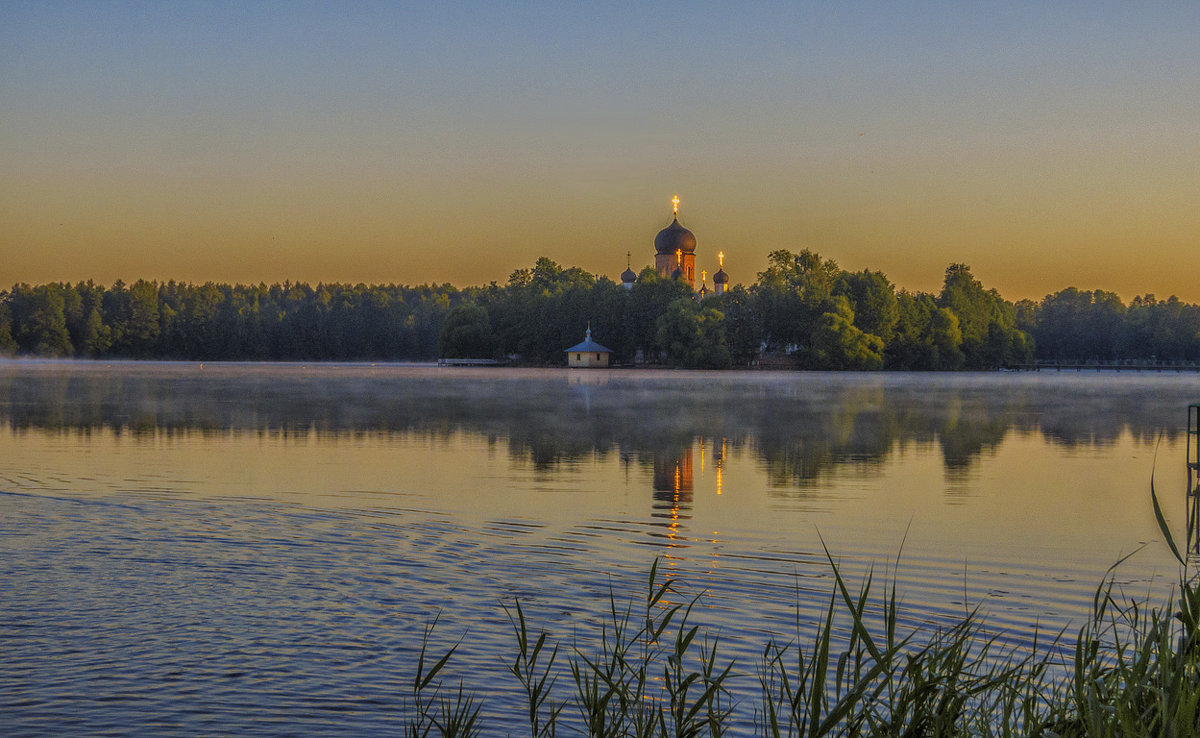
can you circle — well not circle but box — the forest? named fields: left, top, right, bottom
left=2, top=249, right=1199, bottom=369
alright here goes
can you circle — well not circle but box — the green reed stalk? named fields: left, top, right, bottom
left=405, top=614, right=480, bottom=738
left=504, top=599, right=562, bottom=737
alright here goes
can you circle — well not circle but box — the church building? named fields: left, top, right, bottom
left=621, top=196, right=728, bottom=296
left=567, top=197, right=731, bottom=367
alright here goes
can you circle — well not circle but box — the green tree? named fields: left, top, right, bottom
left=67, top=281, right=112, bottom=357
left=103, top=279, right=162, bottom=356
left=437, top=303, right=497, bottom=359
left=655, top=297, right=731, bottom=369
left=510, top=257, right=595, bottom=294
left=408, top=286, right=455, bottom=359
left=834, top=269, right=899, bottom=343
left=1034, top=288, right=1124, bottom=361
left=1014, top=298, right=1038, bottom=336
left=886, top=291, right=964, bottom=370
left=0, top=294, right=17, bottom=354
left=79, top=306, right=112, bottom=356
left=1120, top=295, right=1200, bottom=362
left=626, top=269, right=694, bottom=361
left=937, top=264, right=1029, bottom=368
left=706, top=285, right=761, bottom=365
left=928, top=304, right=966, bottom=369
left=753, top=249, right=842, bottom=351
left=11, top=283, right=73, bottom=356
left=757, top=248, right=841, bottom=296
left=809, top=296, right=884, bottom=370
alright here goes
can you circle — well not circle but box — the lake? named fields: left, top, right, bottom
left=2, top=361, right=1197, bottom=734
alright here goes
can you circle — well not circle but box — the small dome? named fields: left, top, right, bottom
left=621, top=267, right=637, bottom=283
left=712, top=268, right=728, bottom=284
left=654, top=217, right=697, bottom=255
left=671, top=266, right=683, bottom=280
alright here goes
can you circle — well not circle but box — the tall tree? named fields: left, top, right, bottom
left=0, top=292, right=19, bottom=354
left=655, top=297, right=731, bottom=369
left=68, top=281, right=112, bottom=356
left=625, top=269, right=694, bottom=361
left=834, top=269, right=899, bottom=344
left=753, top=249, right=842, bottom=351
left=1034, top=288, right=1125, bottom=361
left=937, top=264, right=1029, bottom=368
left=705, top=285, right=760, bottom=365
left=437, top=303, right=497, bottom=359
left=809, top=296, right=884, bottom=370
left=886, top=291, right=964, bottom=370
left=10, top=284, right=73, bottom=356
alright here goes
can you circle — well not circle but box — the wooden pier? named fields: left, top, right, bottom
left=436, top=358, right=506, bottom=367
left=1015, top=361, right=1200, bottom=373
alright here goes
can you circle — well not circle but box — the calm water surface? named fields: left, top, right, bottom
left=2, top=362, right=1198, bottom=734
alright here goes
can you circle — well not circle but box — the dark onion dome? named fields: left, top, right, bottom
left=712, top=268, right=728, bottom=284
left=621, top=266, right=637, bottom=284
left=654, top=217, right=697, bottom=255
left=671, top=266, right=683, bottom=280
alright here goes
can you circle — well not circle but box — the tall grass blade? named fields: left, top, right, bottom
left=819, top=535, right=885, bottom=665
left=1152, top=470, right=1186, bottom=566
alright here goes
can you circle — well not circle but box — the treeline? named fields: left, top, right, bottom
left=0, top=280, right=452, bottom=361
left=1, top=250, right=1198, bottom=368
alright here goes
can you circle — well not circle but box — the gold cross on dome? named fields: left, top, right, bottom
left=718, top=251, right=724, bottom=268
left=672, top=195, right=680, bottom=214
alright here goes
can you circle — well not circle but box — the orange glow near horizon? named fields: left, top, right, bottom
left=3, top=188, right=1198, bottom=303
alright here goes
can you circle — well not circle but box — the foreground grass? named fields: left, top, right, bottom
left=406, top=488, right=1199, bottom=735
left=404, top=560, right=1198, bottom=736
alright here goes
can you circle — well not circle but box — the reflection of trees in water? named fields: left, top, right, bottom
left=751, top=385, right=895, bottom=488
left=1, top=368, right=1192, bottom=490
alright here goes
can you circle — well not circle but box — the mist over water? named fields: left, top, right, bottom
left=2, top=362, right=1197, bottom=733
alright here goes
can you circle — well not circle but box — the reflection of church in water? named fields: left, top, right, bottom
left=650, top=438, right=728, bottom=540
left=620, top=197, right=729, bottom=299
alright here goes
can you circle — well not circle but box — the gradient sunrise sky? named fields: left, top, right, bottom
left=2, top=2, right=1198, bottom=301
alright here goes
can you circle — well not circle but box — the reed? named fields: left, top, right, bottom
left=405, top=614, right=480, bottom=737
left=403, top=481, right=1199, bottom=735
left=503, top=599, right=563, bottom=737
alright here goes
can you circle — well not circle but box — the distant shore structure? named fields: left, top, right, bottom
left=565, top=325, right=612, bottom=368
left=623, top=196, right=727, bottom=296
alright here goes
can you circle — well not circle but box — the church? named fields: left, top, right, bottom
left=567, top=197, right=731, bottom=368
left=619, top=196, right=728, bottom=298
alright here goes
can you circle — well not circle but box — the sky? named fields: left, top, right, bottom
left=2, top=1, right=1198, bottom=302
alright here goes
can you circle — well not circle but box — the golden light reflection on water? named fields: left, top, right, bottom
left=0, top=422, right=1188, bottom=578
